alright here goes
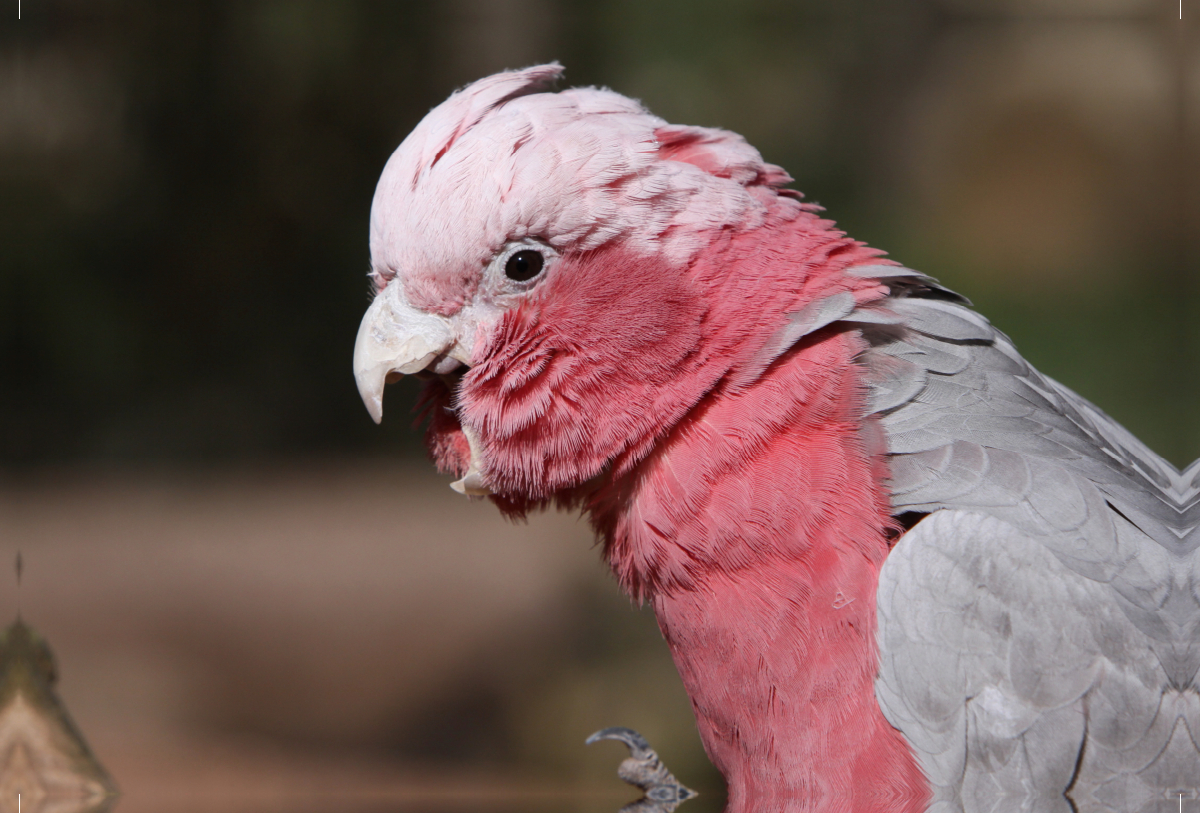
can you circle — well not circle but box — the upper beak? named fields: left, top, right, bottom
left=353, top=282, right=460, bottom=424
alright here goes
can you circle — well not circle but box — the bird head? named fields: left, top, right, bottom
left=354, top=64, right=884, bottom=511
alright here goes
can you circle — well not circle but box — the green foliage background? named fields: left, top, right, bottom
left=3, top=0, right=1195, bottom=467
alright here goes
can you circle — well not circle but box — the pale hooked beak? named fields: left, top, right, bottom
left=352, top=282, right=491, bottom=496
left=353, top=283, right=459, bottom=424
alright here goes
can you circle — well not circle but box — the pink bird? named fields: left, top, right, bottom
left=353, top=65, right=1200, bottom=813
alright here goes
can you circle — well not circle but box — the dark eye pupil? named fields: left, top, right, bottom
left=505, top=249, right=544, bottom=282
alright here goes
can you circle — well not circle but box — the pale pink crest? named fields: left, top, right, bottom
left=369, top=64, right=798, bottom=315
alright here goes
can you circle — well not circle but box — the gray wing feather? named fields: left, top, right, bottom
left=840, top=265, right=1200, bottom=811
left=876, top=510, right=1194, bottom=813
left=888, top=298, right=996, bottom=343
left=856, top=283, right=1194, bottom=551
left=864, top=353, right=929, bottom=415
left=877, top=337, right=972, bottom=376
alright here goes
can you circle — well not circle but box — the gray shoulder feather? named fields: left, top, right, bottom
left=851, top=269, right=1197, bottom=556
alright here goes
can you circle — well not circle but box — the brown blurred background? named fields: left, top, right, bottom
left=1, top=0, right=1198, bottom=811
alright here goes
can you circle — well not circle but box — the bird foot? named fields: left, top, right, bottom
left=587, top=726, right=698, bottom=813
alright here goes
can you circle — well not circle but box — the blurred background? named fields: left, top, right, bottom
left=1, top=0, right=1197, bottom=810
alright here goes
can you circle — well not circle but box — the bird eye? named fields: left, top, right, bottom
left=504, top=249, right=545, bottom=282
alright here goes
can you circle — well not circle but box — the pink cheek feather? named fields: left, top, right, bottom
left=457, top=242, right=712, bottom=501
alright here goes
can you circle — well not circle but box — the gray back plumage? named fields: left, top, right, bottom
left=840, top=264, right=1200, bottom=812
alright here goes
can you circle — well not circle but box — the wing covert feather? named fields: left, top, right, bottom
left=841, top=265, right=1200, bottom=811
left=876, top=510, right=1194, bottom=812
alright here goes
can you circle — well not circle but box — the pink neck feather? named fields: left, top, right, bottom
left=582, top=208, right=929, bottom=812
left=599, top=331, right=927, bottom=812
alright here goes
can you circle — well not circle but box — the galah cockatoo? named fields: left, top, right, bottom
left=352, top=65, right=1200, bottom=813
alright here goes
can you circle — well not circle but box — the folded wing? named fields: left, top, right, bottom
left=848, top=266, right=1200, bottom=812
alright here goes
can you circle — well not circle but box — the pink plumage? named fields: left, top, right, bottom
left=362, top=63, right=926, bottom=812
left=357, top=64, right=1190, bottom=812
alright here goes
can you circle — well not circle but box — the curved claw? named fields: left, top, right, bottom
left=587, top=726, right=653, bottom=757
left=587, top=726, right=698, bottom=813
